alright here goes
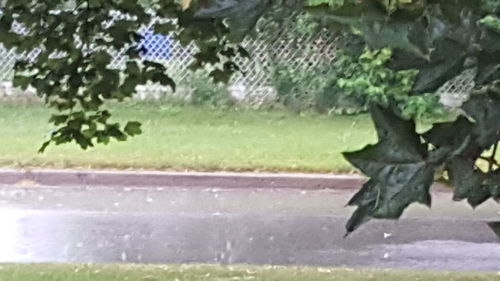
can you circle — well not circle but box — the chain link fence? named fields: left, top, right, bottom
left=0, top=19, right=474, bottom=107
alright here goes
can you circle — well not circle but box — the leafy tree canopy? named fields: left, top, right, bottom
left=0, top=0, right=498, bottom=234
left=305, top=0, right=500, bottom=234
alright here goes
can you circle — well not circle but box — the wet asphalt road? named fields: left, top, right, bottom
left=0, top=184, right=499, bottom=270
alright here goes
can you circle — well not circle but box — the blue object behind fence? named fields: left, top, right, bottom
left=139, top=31, right=173, bottom=59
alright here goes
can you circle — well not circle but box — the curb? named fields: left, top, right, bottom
left=0, top=168, right=366, bottom=189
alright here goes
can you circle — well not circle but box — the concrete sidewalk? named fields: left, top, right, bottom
left=0, top=168, right=365, bottom=189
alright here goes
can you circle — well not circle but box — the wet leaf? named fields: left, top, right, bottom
left=344, top=106, right=434, bottom=234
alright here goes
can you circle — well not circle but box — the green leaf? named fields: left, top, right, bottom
left=485, top=170, right=500, bottom=200
left=126, top=61, right=141, bottom=76
left=96, top=133, right=110, bottom=145
left=410, top=40, right=468, bottom=94
left=149, top=71, right=176, bottom=91
left=49, top=114, right=69, bottom=126
left=12, top=75, right=32, bottom=90
left=92, top=51, right=112, bottom=67
left=447, top=158, right=500, bottom=207
left=210, top=69, right=232, bottom=84
left=447, top=157, right=485, bottom=204
left=38, top=140, right=51, bottom=153
left=106, top=124, right=127, bottom=141
left=237, top=46, right=251, bottom=58
left=474, top=53, right=500, bottom=86
left=107, top=20, right=135, bottom=47
left=343, top=106, right=434, bottom=234
left=423, top=116, right=474, bottom=161
left=75, top=132, right=93, bottom=150
left=462, top=93, right=500, bottom=149
left=124, top=121, right=142, bottom=136
left=154, top=22, right=177, bottom=34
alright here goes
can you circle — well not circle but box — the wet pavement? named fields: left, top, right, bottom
left=0, top=184, right=499, bottom=270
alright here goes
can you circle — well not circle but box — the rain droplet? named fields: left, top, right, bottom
left=38, top=196, right=44, bottom=201
left=76, top=242, right=83, bottom=248
left=383, top=253, right=389, bottom=259
left=121, top=252, right=127, bottom=261
left=383, top=233, right=392, bottom=239
left=317, top=268, right=332, bottom=273
left=113, top=202, right=120, bottom=207
left=146, top=197, right=154, bottom=203
left=156, top=187, right=164, bottom=191
left=215, top=252, right=225, bottom=262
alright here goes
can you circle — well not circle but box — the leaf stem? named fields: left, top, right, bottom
left=490, top=142, right=499, bottom=171
left=478, top=143, right=499, bottom=171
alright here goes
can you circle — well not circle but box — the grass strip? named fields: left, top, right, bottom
left=0, top=102, right=375, bottom=173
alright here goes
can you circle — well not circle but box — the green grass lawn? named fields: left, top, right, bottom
left=1, top=264, right=498, bottom=281
left=0, top=101, right=375, bottom=173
